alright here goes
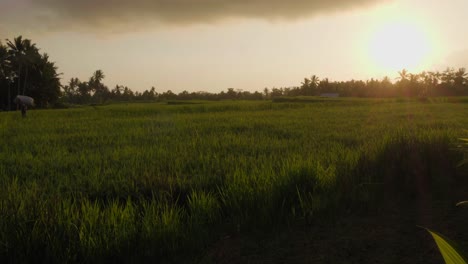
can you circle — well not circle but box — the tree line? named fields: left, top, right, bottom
left=2, top=36, right=468, bottom=110
left=292, top=69, right=468, bottom=98
left=62, top=74, right=265, bottom=103
left=62, top=68, right=468, bottom=104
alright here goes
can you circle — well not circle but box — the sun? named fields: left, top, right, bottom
left=368, top=20, right=433, bottom=73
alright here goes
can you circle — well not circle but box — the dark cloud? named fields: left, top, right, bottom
left=1, top=0, right=388, bottom=33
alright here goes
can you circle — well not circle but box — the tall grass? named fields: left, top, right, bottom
left=0, top=99, right=466, bottom=262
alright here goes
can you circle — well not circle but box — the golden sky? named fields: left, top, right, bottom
left=1, top=0, right=467, bottom=92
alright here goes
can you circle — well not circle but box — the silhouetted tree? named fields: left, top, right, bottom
left=89, top=70, right=110, bottom=103
left=453, top=68, right=467, bottom=95
left=0, top=42, right=13, bottom=109
left=62, top=77, right=81, bottom=103
left=1, top=36, right=61, bottom=109
left=6, top=36, right=27, bottom=96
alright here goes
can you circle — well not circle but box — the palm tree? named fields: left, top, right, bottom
left=0, top=42, right=8, bottom=74
left=6, top=36, right=27, bottom=96
left=112, top=84, right=123, bottom=98
left=441, top=67, right=455, bottom=85
left=0, top=42, right=12, bottom=109
left=63, top=77, right=80, bottom=103
left=89, top=70, right=109, bottom=103
left=438, top=68, right=456, bottom=95
left=91, top=70, right=104, bottom=84
left=263, top=87, right=269, bottom=98
left=21, top=39, right=39, bottom=95
left=30, top=52, right=61, bottom=107
left=5, top=36, right=40, bottom=97
left=453, top=68, right=468, bottom=95
left=396, top=69, right=410, bottom=96
left=0, top=42, right=10, bottom=81
left=310, top=75, right=320, bottom=95
left=454, top=68, right=467, bottom=86
left=2, top=36, right=61, bottom=108
left=300, top=75, right=320, bottom=96
left=77, top=82, right=90, bottom=98
left=310, top=75, right=320, bottom=87
left=408, top=73, right=421, bottom=97
left=381, top=76, right=391, bottom=84
left=427, top=71, right=440, bottom=85
left=397, top=69, right=409, bottom=82
left=408, top=73, right=420, bottom=83
left=88, top=70, right=104, bottom=94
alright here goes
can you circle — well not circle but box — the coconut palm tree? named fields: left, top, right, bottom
left=20, top=51, right=60, bottom=107
left=62, top=77, right=81, bottom=103
left=397, top=69, right=409, bottom=82
left=0, top=42, right=8, bottom=74
left=408, top=73, right=421, bottom=97
left=112, top=84, right=123, bottom=99
left=300, top=75, right=320, bottom=96
left=2, top=36, right=61, bottom=108
left=454, top=68, right=467, bottom=86
left=0, top=42, right=12, bottom=109
left=90, top=70, right=104, bottom=86
left=6, top=36, right=42, bottom=96
left=396, top=69, right=410, bottom=96
left=310, top=75, right=320, bottom=95
left=452, top=68, right=468, bottom=95
left=6, top=36, right=27, bottom=96
left=0, top=42, right=10, bottom=82
left=427, top=71, right=440, bottom=85
left=89, top=70, right=109, bottom=103
left=441, top=68, right=455, bottom=85
left=310, top=75, right=320, bottom=87
left=20, top=39, right=39, bottom=95
left=301, top=77, right=310, bottom=90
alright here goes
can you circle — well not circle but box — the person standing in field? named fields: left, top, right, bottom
left=21, top=103, right=27, bottom=117
left=14, top=95, right=33, bottom=118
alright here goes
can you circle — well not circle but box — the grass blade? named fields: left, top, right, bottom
left=422, top=227, right=467, bottom=264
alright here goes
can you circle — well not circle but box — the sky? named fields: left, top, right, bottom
left=1, top=0, right=467, bottom=93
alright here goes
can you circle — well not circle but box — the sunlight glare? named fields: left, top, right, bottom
left=368, top=20, right=433, bottom=73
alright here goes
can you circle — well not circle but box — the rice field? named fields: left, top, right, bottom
left=0, top=98, right=467, bottom=263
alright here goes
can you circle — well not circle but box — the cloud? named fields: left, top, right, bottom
left=1, top=0, right=388, bottom=33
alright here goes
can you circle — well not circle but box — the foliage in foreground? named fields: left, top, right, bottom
left=426, top=138, right=468, bottom=264
left=424, top=228, right=467, bottom=264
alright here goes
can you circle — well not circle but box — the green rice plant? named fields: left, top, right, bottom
left=422, top=227, right=467, bottom=264
left=187, top=190, right=220, bottom=226
left=1, top=99, right=467, bottom=262
left=104, top=198, right=137, bottom=251
left=78, top=199, right=103, bottom=256
left=141, top=199, right=186, bottom=254
left=294, top=163, right=338, bottom=222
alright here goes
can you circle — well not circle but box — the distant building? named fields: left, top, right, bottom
left=320, top=93, right=340, bottom=98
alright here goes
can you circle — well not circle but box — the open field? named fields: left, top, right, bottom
left=1, top=98, right=467, bottom=263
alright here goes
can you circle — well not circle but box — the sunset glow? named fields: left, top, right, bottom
left=0, top=0, right=464, bottom=91
left=367, top=14, right=436, bottom=73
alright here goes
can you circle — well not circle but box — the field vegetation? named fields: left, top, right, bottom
left=0, top=98, right=468, bottom=263
left=1, top=98, right=467, bottom=263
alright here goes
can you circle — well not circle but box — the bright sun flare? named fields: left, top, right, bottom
left=369, top=21, right=433, bottom=73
